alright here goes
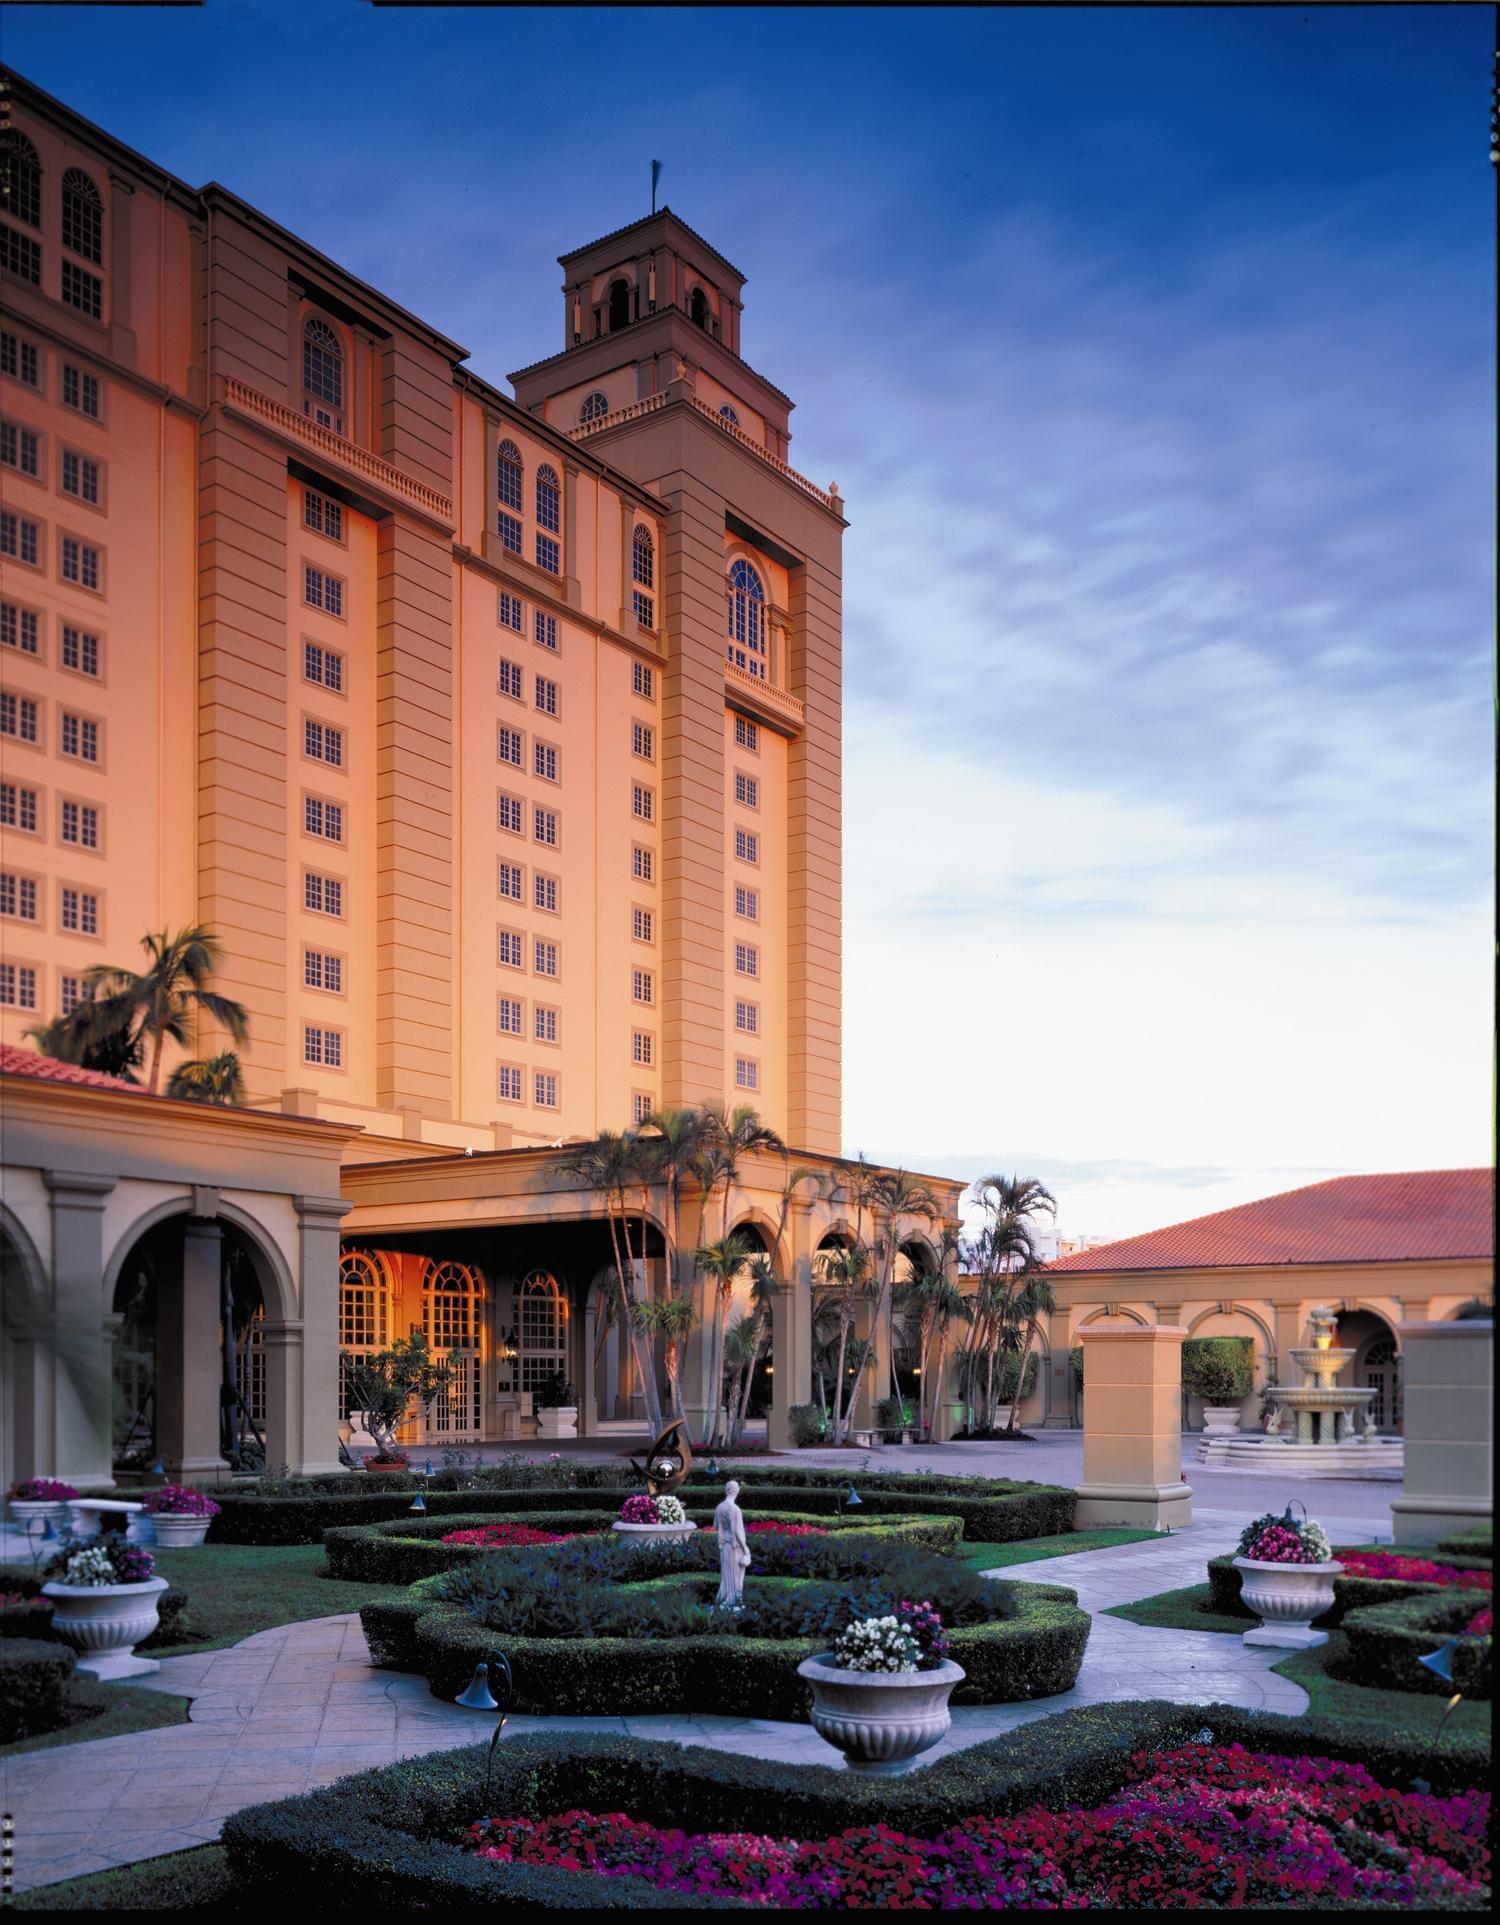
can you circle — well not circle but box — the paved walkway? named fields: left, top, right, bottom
left=0, top=1505, right=1332, bottom=1893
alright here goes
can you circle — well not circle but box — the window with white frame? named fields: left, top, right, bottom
left=0, top=783, right=38, bottom=833
left=1, top=330, right=40, bottom=388
left=535, top=464, right=560, bottom=533
left=498, top=510, right=522, bottom=553
left=497, top=439, right=523, bottom=512
left=536, top=533, right=560, bottom=575
left=497, top=927, right=524, bottom=968
left=734, top=885, right=759, bottom=921
left=303, top=565, right=344, bottom=616
left=632, top=906, right=653, bottom=943
left=304, top=641, right=343, bottom=691
left=734, top=942, right=759, bottom=977
left=498, top=995, right=523, bottom=1035
left=631, top=1030, right=653, bottom=1066
left=631, top=967, right=653, bottom=1004
left=533, top=741, right=557, bottom=782
left=534, top=938, right=558, bottom=977
left=0, top=962, right=37, bottom=1009
left=60, top=800, right=99, bottom=849
left=304, top=948, right=343, bottom=992
left=61, top=260, right=102, bottom=321
left=1, top=513, right=39, bottom=566
left=497, top=791, right=523, bottom=834
left=534, top=610, right=557, bottom=650
left=303, top=1024, right=343, bottom=1067
left=2, top=604, right=39, bottom=654
left=498, top=724, right=523, bottom=768
left=0, top=872, right=38, bottom=920
left=579, top=390, right=610, bottom=424
left=734, top=827, right=759, bottom=864
left=60, top=886, right=99, bottom=935
left=734, top=1056, right=759, bottom=1090
left=534, top=1004, right=557, bottom=1044
left=60, top=712, right=99, bottom=763
left=735, top=714, right=759, bottom=752
left=61, top=451, right=101, bottom=506
left=632, top=720, right=654, bottom=760
left=0, top=422, right=40, bottom=477
left=338, top=1252, right=389, bottom=1416
left=302, top=318, right=343, bottom=430
left=734, top=771, right=759, bottom=809
left=720, top=402, right=741, bottom=426
left=534, top=873, right=558, bottom=913
left=633, top=589, right=654, bottom=629
left=632, top=660, right=654, bottom=699
left=60, top=974, right=81, bottom=1015
left=61, top=365, right=100, bottom=418
left=0, top=226, right=41, bottom=287
left=632, top=1090, right=653, bottom=1125
left=534, top=1070, right=558, bottom=1108
left=60, top=536, right=101, bottom=591
left=304, top=872, right=343, bottom=917
left=734, top=999, right=759, bottom=1034
left=304, top=796, right=344, bottom=842
left=726, top=559, right=767, bottom=678
left=61, top=626, right=100, bottom=676
left=498, top=658, right=523, bottom=700
left=498, top=860, right=523, bottom=902
left=534, top=674, right=558, bottom=717
left=533, top=805, right=558, bottom=847
left=631, top=844, right=653, bottom=883
left=498, top=1063, right=523, bottom=1102
left=631, top=782, right=653, bottom=822
left=304, top=489, right=344, bottom=542
left=61, top=168, right=104, bottom=263
left=304, top=719, right=344, bottom=766
left=0, top=692, right=39, bottom=741
left=499, top=590, right=523, bottom=632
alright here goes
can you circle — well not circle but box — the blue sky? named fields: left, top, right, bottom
left=7, top=5, right=1490, bottom=1237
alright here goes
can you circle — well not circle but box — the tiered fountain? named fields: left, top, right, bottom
left=1198, top=1306, right=1403, bottom=1477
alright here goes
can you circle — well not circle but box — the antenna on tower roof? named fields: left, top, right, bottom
left=651, top=159, right=662, bottom=215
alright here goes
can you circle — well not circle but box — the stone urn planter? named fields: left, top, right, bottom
left=1233, top=1556, right=1343, bottom=1649
left=536, top=1406, right=579, bottom=1439
left=1200, top=1405, right=1244, bottom=1438
left=797, top=1655, right=966, bottom=1775
left=610, top=1520, right=697, bottom=1548
left=362, top=1459, right=411, bottom=1475
left=40, top=1576, right=171, bottom=1680
left=147, top=1512, right=213, bottom=1548
left=7, top=1498, right=73, bottom=1532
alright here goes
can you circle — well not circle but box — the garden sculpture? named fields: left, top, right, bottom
left=713, top=1479, right=751, bottom=1609
left=627, top=1417, right=694, bottom=1496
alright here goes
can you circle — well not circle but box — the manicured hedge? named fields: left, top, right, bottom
left=209, top=1466, right=1075, bottom=1546
left=0, top=1637, right=76, bottom=1743
left=1206, top=1552, right=1492, bottom=1625
left=1338, top=1592, right=1493, bottom=1699
left=364, top=1576, right=1087, bottom=1718
left=1437, top=1526, right=1493, bottom=1559
left=324, top=1509, right=960, bottom=1586
left=220, top=1699, right=1489, bottom=1908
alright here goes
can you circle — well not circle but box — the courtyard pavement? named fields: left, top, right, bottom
left=0, top=1503, right=1359, bottom=1894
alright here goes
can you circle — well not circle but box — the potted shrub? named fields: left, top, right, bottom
left=797, top=1598, right=965, bottom=1775
left=140, top=1485, right=220, bottom=1547
left=610, top=1491, right=696, bottom=1546
left=1232, top=1510, right=1342, bottom=1649
left=532, top=1369, right=578, bottom=1440
left=40, top=1536, right=170, bottom=1679
left=339, top=1329, right=465, bottom=1468
left=1183, top=1337, right=1254, bottom=1436
left=8, top=1479, right=77, bottom=1530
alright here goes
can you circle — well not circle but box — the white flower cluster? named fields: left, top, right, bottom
left=60, top=1544, right=118, bottom=1587
left=1300, top=1520, right=1333, bottom=1563
left=654, top=1495, right=688, bottom=1525
left=832, top=1614, right=920, bottom=1674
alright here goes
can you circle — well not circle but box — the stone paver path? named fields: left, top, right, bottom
left=1, top=1507, right=1333, bottom=1893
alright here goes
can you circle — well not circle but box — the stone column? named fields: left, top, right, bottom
left=1391, top=1319, right=1492, bottom=1545
left=294, top=1195, right=351, bottom=1475
left=157, top=1218, right=228, bottom=1481
left=41, top=1171, right=116, bottom=1492
left=1045, top=1301, right=1078, bottom=1427
left=260, top=1319, right=304, bottom=1471
left=1075, top=1322, right=1193, bottom=1530
left=577, top=1289, right=599, bottom=1438
left=767, top=1207, right=815, bottom=1450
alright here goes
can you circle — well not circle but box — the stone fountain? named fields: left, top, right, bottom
left=1197, top=1306, right=1403, bottom=1478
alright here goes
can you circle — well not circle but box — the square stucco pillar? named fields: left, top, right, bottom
left=767, top=1216, right=814, bottom=1450
left=1075, top=1322, right=1193, bottom=1530
left=294, top=1195, right=350, bottom=1476
left=1391, top=1319, right=1492, bottom=1545
left=157, top=1218, right=229, bottom=1481
left=41, top=1170, right=117, bottom=1493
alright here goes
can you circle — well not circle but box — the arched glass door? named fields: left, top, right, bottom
left=423, top=1260, right=483, bottom=1438
left=338, top=1252, right=389, bottom=1419
left=518, top=1270, right=568, bottom=1395
left=1358, top=1334, right=1401, bottom=1430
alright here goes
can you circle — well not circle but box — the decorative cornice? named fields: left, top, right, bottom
left=725, top=661, right=806, bottom=736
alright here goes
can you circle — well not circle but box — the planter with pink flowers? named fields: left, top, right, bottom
left=7, top=1478, right=77, bottom=1532
left=140, top=1485, right=221, bottom=1548
left=1232, top=1510, right=1342, bottom=1649
left=610, top=1491, right=696, bottom=1548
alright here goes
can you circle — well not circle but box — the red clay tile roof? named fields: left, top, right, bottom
left=1046, top=1170, right=1494, bottom=1273
left=0, top=1042, right=144, bottom=1093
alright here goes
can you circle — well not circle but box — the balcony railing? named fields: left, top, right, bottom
left=725, top=657, right=805, bottom=731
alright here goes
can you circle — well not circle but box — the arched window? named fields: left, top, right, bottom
left=423, top=1259, right=483, bottom=1436
left=1358, top=1334, right=1402, bottom=1431
left=690, top=286, right=709, bottom=330
left=607, top=278, right=632, bottom=332
left=61, top=168, right=104, bottom=264
left=536, top=463, right=560, bottom=535
left=302, top=317, right=343, bottom=429
left=338, top=1251, right=389, bottom=1418
left=579, top=391, right=610, bottom=425
left=726, top=559, right=766, bottom=678
left=518, top=1269, right=569, bottom=1394
left=632, top=525, right=654, bottom=589
left=0, top=132, right=41, bottom=229
left=497, top=438, right=523, bottom=512
left=719, top=403, right=740, bottom=428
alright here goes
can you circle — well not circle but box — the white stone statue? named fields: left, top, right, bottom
left=713, top=1479, right=751, bottom=1610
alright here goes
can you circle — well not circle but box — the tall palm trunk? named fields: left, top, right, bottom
left=830, top=1311, right=852, bottom=1445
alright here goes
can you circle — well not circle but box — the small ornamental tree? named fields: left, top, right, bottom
left=1181, top=1336, right=1254, bottom=1406
left=339, top=1328, right=466, bottom=1460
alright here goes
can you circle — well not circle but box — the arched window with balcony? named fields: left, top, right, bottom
left=579, top=391, right=610, bottom=426
left=423, top=1259, right=484, bottom=1437
left=518, top=1269, right=569, bottom=1395
left=726, top=559, right=767, bottom=679
left=0, top=131, right=42, bottom=229
left=338, top=1251, right=389, bottom=1418
left=302, top=317, right=344, bottom=431
left=607, top=278, right=632, bottom=332
left=61, top=168, right=104, bottom=264
left=497, top=438, right=523, bottom=512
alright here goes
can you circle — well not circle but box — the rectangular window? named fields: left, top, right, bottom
left=532, top=806, right=558, bottom=847
left=61, top=365, right=101, bottom=418
left=304, top=642, right=343, bottom=691
left=60, top=887, right=99, bottom=935
left=534, top=1070, right=558, bottom=1108
left=631, top=720, right=654, bottom=760
left=735, top=1057, right=759, bottom=1091
left=304, top=949, right=343, bottom=993
left=497, top=927, right=524, bottom=968
left=0, top=693, right=39, bottom=742
left=632, top=844, right=654, bottom=883
left=498, top=995, right=523, bottom=1035
left=61, top=451, right=101, bottom=504
left=534, top=939, right=559, bottom=978
left=735, top=943, right=759, bottom=978
left=631, top=783, right=653, bottom=823
left=499, top=590, right=523, bottom=632
left=498, top=1063, right=523, bottom=1102
left=632, top=661, right=655, bottom=699
left=537, top=866, right=562, bottom=909
left=534, top=1005, right=558, bottom=1044
left=60, top=261, right=103, bottom=320
left=0, top=873, right=38, bottom=921
left=736, top=718, right=759, bottom=756
left=632, top=906, right=653, bottom=943
left=734, top=885, right=759, bottom=921
left=632, top=1091, right=653, bottom=1125
left=0, top=963, right=38, bottom=1009
left=533, top=741, right=558, bottom=782
left=498, top=860, right=523, bottom=902
left=303, top=797, right=344, bottom=842
left=734, top=1000, right=759, bottom=1034
left=632, top=590, right=655, bottom=630
left=303, top=1025, right=343, bottom=1068
left=497, top=510, right=522, bottom=554
left=734, top=828, right=759, bottom=864
left=1, top=604, right=39, bottom=654
left=631, top=968, right=654, bottom=1005
left=631, top=1030, right=655, bottom=1067
left=0, top=227, right=42, bottom=286
left=497, top=791, right=524, bottom=835
left=734, top=771, right=760, bottom=809
left=60, top=974, right=81, bottom=1016
left=498, top=725, right=524, bottom=768
left=498, top=658, right=524, bottom=700
left=60, top=713, right=100, bottom=763
left=60, top=536, right=100, bottom=591
left=304, top=719, right=344, bottom=767
left=304, top=489, right=344, bottom=542
left=534, top=611, right=557, bottom=650
left=0, top=422, right=40, bottom=477
left=60, top=800, right=99, bottom=849
left=61, top=626, right=99, bottom=677
left=0, top=784, right=38, bottom=833
left=1, top=332, right=40, bottom=388
left=535, top=533, right=560, bottom=576
left=303, top=565, right=344, bottom=616
left=304, top=872, right=343, bottom=917
left=1, top=513, right=40, bottom=566
left=534, top=675, right=558, bottom=717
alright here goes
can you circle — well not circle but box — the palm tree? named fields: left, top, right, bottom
left=706, top=1103, right=788, bottom=1240
left=812, top=1239, right=876, bottom=1445
left=79, top=925, right=250, bottom=1094
left=558, top=1131, right=663, bottom=1434
left=641, top=1107, right=711, bottom=1303
left=730, top=1253, right=780, bottom=1445
left=1003, top=1273, right=1056, bottom=1438
left=869, top=1170, right=941, bottom=1405
left=962, top=1175, right=1058, bottom=1433
left=693, top=1229, right=754, bottom=1448
left=26, top=991, right=144, bottom=1081
left=632, top=1295, right=695, bottom=1424
left=165, top=1052, right=246, bottom=1106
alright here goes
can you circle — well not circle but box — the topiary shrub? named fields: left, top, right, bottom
left=1436, top=1526, right=1492, bottom=1560
left=0, top=1637, right=76, bottom=1742
left=1181, top=1337, right=1253, bottom=1406
left=787, top=1403, right=824, bottom=1446
left=1337, top=1592, right=1492, bottom=1698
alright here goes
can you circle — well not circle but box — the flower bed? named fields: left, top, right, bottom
left=1337, top=1591, right=1493, bottom=1699
left=440, top=1523, right=576, bottom=1549
left=1336, top=1551, right=1492, bottom=1591
left=9, top=1478, right=77, bottom=1504
left=745, top=1520, right=827, bottom=1537
left=1207, top=1546, right=1492, bottom=1626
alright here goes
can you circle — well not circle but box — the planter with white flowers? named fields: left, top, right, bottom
left=140, top=1485, right=220, bottom=1547
left=798, top=1602, right=965, bottom=1775
left=610, top=1492, right=696, bottom=1546
left=7, top=1478, right=77, bottom=1531
left=41, top=1539, right=170, bottom=1679
left=1232, top=1510, right=1343, bottom=1649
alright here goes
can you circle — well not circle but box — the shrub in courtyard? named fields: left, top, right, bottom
left=0, top=1638, right=76, bottom=1742
left=787, top=1402, right=825, bottom=1446
left=1181, top=1336, right=1254, bottom=1406
left=1337, top=1591, right=1493, bottom=1698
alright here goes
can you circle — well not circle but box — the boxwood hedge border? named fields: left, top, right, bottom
left=220, top=1700, right=1489, bottom=1909
left=1337, top=1592, right=1492, bottom=1698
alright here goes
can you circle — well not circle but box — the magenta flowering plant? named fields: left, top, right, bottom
left=896, top=1597, right=950, bottom=1666
left=1464, top=1606, right=1492, bottom=1637
left=1237, top=1510, right=1332, bottom=1563
left=1334, top=1550, right=1492, bottom=1591
left=10, top=1478, right=77, bottom=1502
left=141, top=1485, right=220, bottom=1517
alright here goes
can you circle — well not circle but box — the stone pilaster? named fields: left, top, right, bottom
left=40, top=1171, right=117, bottom=1492
left=293, top=1194, right=351, bottom=1474
left=156, top=1218, right=228, bottom=1480
left=1391, top=1319, right=1492, bottom=1545
left=1075, top=1322, right=1193, bottom=1530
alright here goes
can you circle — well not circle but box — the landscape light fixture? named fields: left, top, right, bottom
left=1417, top=1640, right=1459, bottom=1685
left=1410, top=1667, right=1467, bottom=1794
left=408, top=1490, right=427, bottom=1515
left=1281, top=1498, right=1307, bottom=1529
left=837, top=1483, right=861, bottom=1518
left=149, top=1460, right=165, bottom=1477
left=706, top=1456, right=721, bottom=1478
left=454, top=1655, right=514, bottom=1802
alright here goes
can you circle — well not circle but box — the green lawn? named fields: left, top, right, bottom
left=1, top=1675, right=191, bottom=1760
left=146, top=1541, right=419, bottom=1655
left=953, top=1527, right=1157, bottom=1573
left=1102, top=1581, right=1252, bottom=1634
left=1275, top=1631, right=1491, bottom=1746
left=12, top=1845, right=234, bottom=1911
